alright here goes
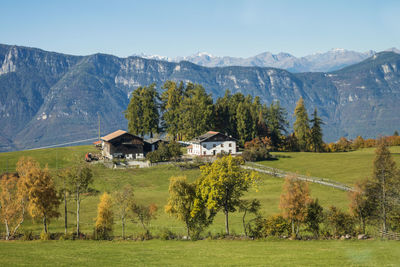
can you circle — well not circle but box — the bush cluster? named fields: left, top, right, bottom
left=146, top=142, right=182, bottom=163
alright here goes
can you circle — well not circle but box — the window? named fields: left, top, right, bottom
left=229, top=150, right=232, bottom=154
left=229, top=143, right=232, bottom=147
left=213, top=150, right=216, bottom=155
left=203, top=144, right=207, bottom=149
left=221, top=143, right=224, bottom=147
left=203, top=151, right=206, bottom=155
left=213, top=144, right=216, bottom=148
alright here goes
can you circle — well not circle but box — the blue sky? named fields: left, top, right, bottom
left=1, top=0, right=399, bottom=57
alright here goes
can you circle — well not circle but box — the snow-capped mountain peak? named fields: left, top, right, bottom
left=131, top=48, right=399, bottom=72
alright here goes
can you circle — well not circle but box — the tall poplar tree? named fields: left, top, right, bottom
left=293, top=97, right=310, bottom=151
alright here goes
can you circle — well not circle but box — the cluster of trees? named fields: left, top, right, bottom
left=125, top=81, right=289, bottom=147
left=0, top=158, right=60, bottom=240
left=165, top=155, right=259, bottom=238
left=327, top=134, right=400, bottom=152
left=348, top=139, right=400, bottom=235
left=0, top=157, right=159, bottom=240
left=292, top=98, right=324, bottom=152
left=95, top=187, right=158, bottom=240
left=248, top=139, right=400, bottom=239
left=125, top=82, right=331, bottom=153
left=146, top=141, right=182, bottom=163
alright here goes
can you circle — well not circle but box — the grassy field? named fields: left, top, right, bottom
left=259, top=147, right=400, bottom=185
left=0, top=145, right=354, bottom=236
left=0, top=239, right=399, bottom=266
left=1, top=145, right=399, bottom=266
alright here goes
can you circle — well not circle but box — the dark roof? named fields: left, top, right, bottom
left=144, top=138, right=165, bottom=144
left=101, top=130, right=142, bottom=142
left=101, top=130, right=127, bottom=141
left=191, top=131, right=236, bottom=143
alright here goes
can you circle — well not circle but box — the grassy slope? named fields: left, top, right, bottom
left=0, top=145, right=351, bottom=236
left=258, top=147, right=400, bottom=185
left=0, top=240, right=399, bottom=266
left=1, top=146, right=399, bottom=266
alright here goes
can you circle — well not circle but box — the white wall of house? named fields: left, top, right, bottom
left=188, top=141, right=236, bottom=156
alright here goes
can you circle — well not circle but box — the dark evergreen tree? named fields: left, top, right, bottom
left=180, top=83, right=213, bottom=140
left=309, top=108, right=324, bottom=152
left=236, top=101, right=253, bottom=146
left=161, top=81, right=185, bottom=140
left=125, top=87, right=143, bottom=136
left=125, top=84, right=160, bottom=137
left=266, top=101, right=288, bottom=149
left=214, top=90, right=233, bottom=136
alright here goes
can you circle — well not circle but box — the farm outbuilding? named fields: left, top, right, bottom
left=101, top=130, right=145, bottom=159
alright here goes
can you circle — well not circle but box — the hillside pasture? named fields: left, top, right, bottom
left=0, top=145, right=379, bottom=236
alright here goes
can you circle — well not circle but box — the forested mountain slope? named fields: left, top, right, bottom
left=1, top=44, right=399, bottom=151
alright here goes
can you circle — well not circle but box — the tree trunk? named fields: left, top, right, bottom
left=381, top=171, right=387, bottom=236
left=242, top=210, right=248, bottom=237
left=76, top=189, right=80, bottom=235
left=43, top=216, right=48, bottom=233
left=4, top=219, right=10, bottom=240
left=64, top=188, right=68, bottom=235
left=291, top=220, right=295, bottom=237
left=122, top=215, right=125, bottom=240
left=224, top=209, right=230, bottom=235
left=185, top=218, right=190, bottom=239
left=12, top=206, right=25, bottom=238
left=361, top=217, right=366, bottom=235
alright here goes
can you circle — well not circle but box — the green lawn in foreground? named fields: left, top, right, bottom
left=0, top=240, right=399, bottom=266
left=258, top=147, right=400, bottom=185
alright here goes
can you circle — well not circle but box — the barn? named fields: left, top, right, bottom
left=101, top=130, right=145, bottom=159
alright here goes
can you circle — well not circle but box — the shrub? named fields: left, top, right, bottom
left=40, top=232, right=51, bottom=241
left=135, top=230, right=152, bottom=241
left=159, top=228, right=176, bottom=240
left=247, top=215, right=266, bottom=238
left=326, top=206, right=356, bottom=237
left=22, top=230, right=34, bottom=241
left=146, top=141, right=182, bottom=163
left=264, top=214, right=291, bottom=237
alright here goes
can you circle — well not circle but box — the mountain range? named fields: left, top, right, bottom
left=1, top=44, right=400, bottom=152
left=136, top=48, right=400, bottom=73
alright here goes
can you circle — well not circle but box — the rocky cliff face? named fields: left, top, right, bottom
left=1, top=44, right=400, bottom=151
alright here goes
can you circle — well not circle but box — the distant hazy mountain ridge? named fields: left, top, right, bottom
left=136, top=48, right=399, bottom=72
left=1, top=44, right=400, bottom=151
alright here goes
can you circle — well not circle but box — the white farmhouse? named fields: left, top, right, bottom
left=187, top=131, right=237, bottom=156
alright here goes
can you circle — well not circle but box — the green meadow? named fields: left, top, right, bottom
left=1, top=146, right=400, bottom=266
left=1, top=239, right=399, bottom=266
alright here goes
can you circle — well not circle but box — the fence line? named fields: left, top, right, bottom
left=243, top=162, right=355, bottom=192
left=379, top=230, right=400, bottom=240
